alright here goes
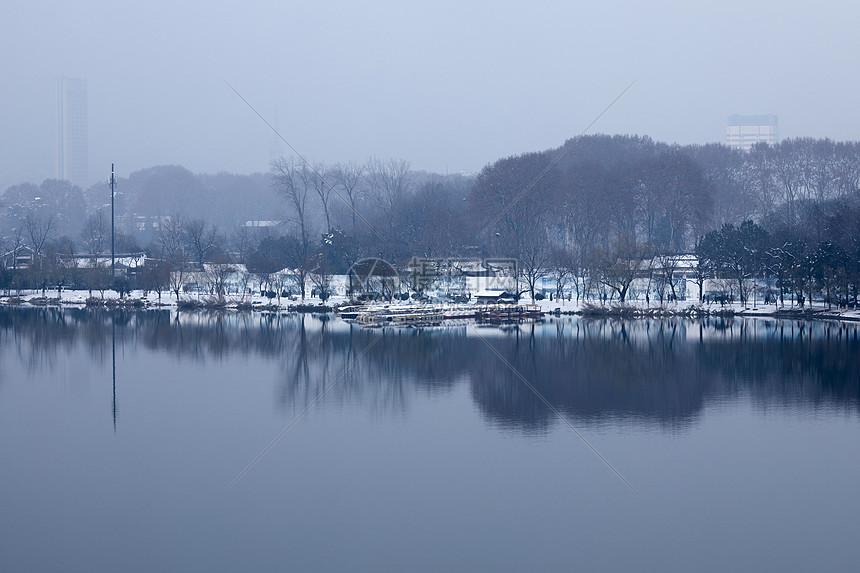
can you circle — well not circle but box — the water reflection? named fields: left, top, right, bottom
left=112, top=320, right=117, bottom=432
left=1, top=307, right=858, bottom=432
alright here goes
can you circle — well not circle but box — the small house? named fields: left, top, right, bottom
left=474, top=289, right=516, bottom=304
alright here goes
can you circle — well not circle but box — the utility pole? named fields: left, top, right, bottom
left=110, top=163, right=116, bottom=276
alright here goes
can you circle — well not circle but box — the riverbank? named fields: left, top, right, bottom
left=2, top=289, right=859, bottom=323
left=0, top=290, right=333, bottom=313
left=538, top=298, right=860, bottom=322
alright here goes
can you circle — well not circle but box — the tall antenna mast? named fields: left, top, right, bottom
left=110, top=163, right=116, bottom=276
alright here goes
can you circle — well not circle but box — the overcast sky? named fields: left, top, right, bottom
left=2, top=0, right=859, bottom=188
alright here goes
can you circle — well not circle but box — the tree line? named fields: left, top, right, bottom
left=1, top=135, right=859, bottom=302
left=696, top=196, right=860, bottom=308
left=466, top=135, right=860, bottom=302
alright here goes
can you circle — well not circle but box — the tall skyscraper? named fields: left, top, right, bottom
left=726, top=114, right=779, bottom=151
left=55, top=77, right=88, bottom=188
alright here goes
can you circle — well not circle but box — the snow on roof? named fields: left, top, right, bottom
left=474, top=289, right=508, bottom=297
left=243, top=220, right=281, bottom=227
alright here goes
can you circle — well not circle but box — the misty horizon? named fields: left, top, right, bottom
left=4, top=1, right=860, bottom=189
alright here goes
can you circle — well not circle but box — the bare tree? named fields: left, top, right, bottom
left=795, top=138, right=833, bottom=203
left=168, top=263, right=188, bottom=301
left=548, top=246, right=573, bottom=302
left=25, top=211, right=56, bottom=273
left=519, top=239, right=552, bottom=302
left=308, top=162, right=334, bottom=232
left=80, top=211, right=109, bottom=277
left=654, top=253, right=682, bottom=304
left=25, top=211, right=55, bottom=257
left=744, top=143, right=778, bottom=219
left=366, top=156, right=412, bottom=215
left=656, top=152, right=713, bottom=251
left=155, top=216, right=178, bottom=254
left=272, top=158, right=311, bottom=246
left=684, top=144, right=755, bottom=228
left=183, top=217, right=219, bottom=268
left=771, top=140, right=805, bottom=225
left=592, top=236, right=653, bottom=303
left=309, top=254, right=333, bottom=302
left=138, top=259, right=170, bottom=302
left=468, top=152, right=559, bottom=260
left=205, top=263, right=236, bottom=298
left=229, top=225, right=256, bottom=266
left=235, top=267, right=253, bottom=300
left=330, top=161, right=365, bottom=233
left=280, top=231, right=314, bottom=300
left=271, top=270, right=291, bottom=305
left=79, top=213, right=108, bottom=296
left=832, top=141, right=860, bottom=197
left=246, top=235, right=286, bottom=296
left=559, top=161, right=612, bottom=267
left=155, top=217, right=188, bottom=300
left=5, top=226, right=27, bottom=275
left=401, top=176, right=470, bottom=258
left=272, top=158, right=318, bottom=299
left=81, top=211, right=109, bottom=254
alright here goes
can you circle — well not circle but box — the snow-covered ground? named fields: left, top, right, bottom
left=531, top=295, right=860, bottom=321
left=2, top=288, right=859, bottom=322
left=0, top=289, right=337, bottom=309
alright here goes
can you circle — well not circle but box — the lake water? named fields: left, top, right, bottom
left=1, top=308, right=859, bottom=572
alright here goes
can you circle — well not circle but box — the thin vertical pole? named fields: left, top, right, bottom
left=110, top=163, right=115, bottom=276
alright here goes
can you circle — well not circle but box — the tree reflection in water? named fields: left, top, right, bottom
left=1, top=307, right=857, bottom=432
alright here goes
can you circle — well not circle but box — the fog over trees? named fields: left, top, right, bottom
left=1, top=134, right=860, bottom=302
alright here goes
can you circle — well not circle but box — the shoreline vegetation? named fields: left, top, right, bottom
left=4, top=138, right=859, bottom=329
left=0, top=294, right=333, bottom=314
left=2, top=290, right=858, bottom=323
left=575, top=302, right=860, bottom=322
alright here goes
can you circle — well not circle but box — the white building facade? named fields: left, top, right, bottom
left=725, top=114, right=778, bottom=151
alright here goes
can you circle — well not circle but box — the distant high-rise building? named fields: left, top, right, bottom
left=55, top=77, right=88, bottom=188
left=726, top=114, right=779, bottom=151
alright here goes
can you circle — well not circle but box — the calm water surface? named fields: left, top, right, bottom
left=1, top=308, right=859, bottom=572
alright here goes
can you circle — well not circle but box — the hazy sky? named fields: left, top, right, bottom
left=2, top=0, right=859, bottom=188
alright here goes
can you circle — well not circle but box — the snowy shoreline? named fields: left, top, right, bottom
left=2, top=289, right=860, bottom=323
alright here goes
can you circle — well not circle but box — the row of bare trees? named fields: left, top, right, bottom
left=463, top=136, right=860, bottom=302
left=3, top=135, right=860, bottom=302
left=267, top=156, right=473, bottom=293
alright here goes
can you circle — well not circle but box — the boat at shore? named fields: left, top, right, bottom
left=474, top=304, right=542, bottom=323
left=337, top=302, right=543, bottom=327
